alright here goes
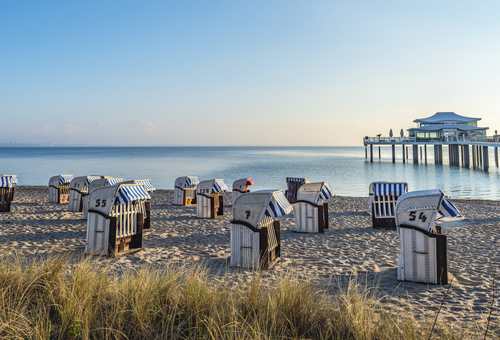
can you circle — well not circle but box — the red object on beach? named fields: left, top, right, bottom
left=246, top=178, right=254, bottom=186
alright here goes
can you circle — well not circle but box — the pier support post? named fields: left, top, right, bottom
left=378, top=146, right=381, bottom=159
left=392, top=145, right=395, bottom=163
left=365, top=146, right=367, bottom=159
left=370, top=145, right=373, bottom=162
left=413, top=145, right=418, bottom=164
left=454, top=145, right=459, bottom=166
left=479, top=146, right=483, bottom=166
left=434, top=145, right=443, bottom=164
left=495, top=147, right=499, bottom=167
left=424, top=145, right=427, bottom=164
left=483, top=146, right=489, bottom=170
left=472, top=145, right=476, bottom=168
left=402, top=145, right=406, bottom=163
left=448, top=145, right=453, bottom=165
left=439, top=145, right=443, bottom=164
left=464, top=145, right=470, bottom=168
left=406, top=146, right=409, bottom=159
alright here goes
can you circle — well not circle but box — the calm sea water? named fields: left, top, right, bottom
left=1, top=146, right=500, bottom=199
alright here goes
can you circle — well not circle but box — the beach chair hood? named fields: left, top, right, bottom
left=88, top=184, right=151, bottom=216
left=70, top=176, right=89, bottom=192
left=49, top=175, right=74, bottom=187
left=233, top=190, right=293, bottom=229
left=175, top=176, right=200, bottom=189
left=0, top=175, right=16, bottom=188
left=233, top=178, right=254, bottom=191
left=122, top=179, right=156, bottom=192
left=370, top=182, right=408, bottom=196
left=286, top=177, right=311, bottom=184
left=395, top=189, right=460, bottom=233
left=296, top=182, right=334, bottom=204
left=197, top=179, right=228, bottom=196
left=85, top=176, right=103, bottom=186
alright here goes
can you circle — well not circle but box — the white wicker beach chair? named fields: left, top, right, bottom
left=293, top=182, right=334, bottom=233
left=48, top=175, right=74, bottom=204
left=196, top=179, right=228, bottom=218
left=67, top=176, right=102, bottom=212
left=232, top=178, right=254, bottom=203
left=369, top=182, right=408, bottom=229
left=231, top=190, right=293, bottom=269
left=0, top=175, right=17, bottom=212
left=83, top=177, right=124, bottom=219
left=174, top=176, right=199, bottom=206
left=285, top=177, right=311, bottom=202
left=122, top=179, right=156, bottom=230
left=85, top=183, right=150, bottom=257
left=396, top=189, right=460, bottom=285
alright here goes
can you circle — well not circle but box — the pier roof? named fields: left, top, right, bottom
left=413, top=112, right=480, bottom=124
left=407, top=124, right=488, bottom=133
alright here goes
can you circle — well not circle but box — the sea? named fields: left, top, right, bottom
left=1, top=146, right=500, bottom=200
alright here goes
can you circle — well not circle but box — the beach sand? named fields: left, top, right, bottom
left=1, top=186, right=500, bottom=330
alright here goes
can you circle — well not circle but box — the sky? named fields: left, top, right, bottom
left=1, top=0, right=500, bottom=146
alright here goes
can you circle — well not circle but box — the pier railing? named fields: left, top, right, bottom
left=364, top=136, right=500, bottom=144
left=365, top=137, right=416, bottom=143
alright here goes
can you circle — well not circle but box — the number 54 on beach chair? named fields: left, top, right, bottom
left=293, top=182, right=334, bottom=233
left=230, top=190, right=293, bottom=269
left=396, top=189, right=460, bottom=285
left=369, top=182, right=408, bottom=229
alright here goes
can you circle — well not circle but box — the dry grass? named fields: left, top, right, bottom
left=0, top=253, right=475, bottom=340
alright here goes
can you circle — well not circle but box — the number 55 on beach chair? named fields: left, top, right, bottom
left=48, top=175, right=74, bottom=204
left=369, top=182, right=408, bottom=229
left=83, top=177, right=124, bottom=220
left=293, top=182, right=334, bottom=233
left=396, top=189, right=460, bottom=285
left=85, top=184, right=150, bottom=257
left=230, top=190, right=293, bottom=269
left=0, top=175, right=17, bottom=212
left=196, top=179, right=228, bottom=219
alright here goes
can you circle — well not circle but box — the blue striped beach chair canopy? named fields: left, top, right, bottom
left=122, top=179, right=156, bottom=192
left=197, top=179, right=228, bottom=195
left=106, top=178, right=124, bottom=186
left=286, top=177, right=311, bottom=184
left=296, top=182, right=334, bottom=204
left=232, top=189, right=293, bottom=229
left=116, top=184, right=151, bottom=204
left=85, top=176, right=103, bottom=186
left=370, top=182, right=408, bottom=197
left=175, top=176, right=200, bottom=189
left=0, top=175, right=16, bottom=188
left=49, top=174, right=74, bottom=187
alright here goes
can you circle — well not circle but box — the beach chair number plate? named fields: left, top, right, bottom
left=199, top=189, right=211, bottom=194
left=245, top=210, right=251, bottom=218
left=95, top=199, right=107, bottom=207
left=409, top=211, right=427, bottom=222
left=73, top=183, right=81, bottom=188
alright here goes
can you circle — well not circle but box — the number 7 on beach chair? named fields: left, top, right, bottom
left=369, top=182, right=408, bottom=229
left=293, top=182, right=334, bottom=233
left=231, top=190, right=293, bottom=269
left=396, top=189, right=460, bottom=285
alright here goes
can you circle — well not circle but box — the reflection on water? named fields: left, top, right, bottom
left=1, top=146, right=499, bottom=199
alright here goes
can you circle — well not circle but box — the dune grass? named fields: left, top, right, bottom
left=0, top=253, right=476, bottom=339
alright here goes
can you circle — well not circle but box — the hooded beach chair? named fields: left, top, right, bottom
left=231, top=190, right=292, bottom=269
left=122, top=179, right=156, bottom=230
left=48, top=175, right=74, bottom=204
left=83, top=177, right=124, bottom=219
left=196, top=179, right=228, bottom=218
left=285, top=177, right=311, bottom=203
left=293, top=182, right=334, bottom=233
left=369, top=182, right=408, bottom=229
left=174, top=176, right=199, bottom=206
left=232, top=178, right=254, bottom=203
left=396, top=189, right=460, bottom=285
left=85, top=183, right=150, bottom=257
left=0, top=175, right=17, bottom=212
left=68, top=176, right=102, bottom=212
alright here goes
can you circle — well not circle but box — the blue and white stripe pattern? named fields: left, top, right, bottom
left=319, top=183, right=334, bottom=200
left=135, top=180, right=156, bottom=192
left=116, top=185, right=151, bottom=204
left=374, top=183, right=407, bottom=197
left=438, top=197, right=460, bottom=217
left=107, top=178, right=124, bottom=186
left=0, top=176, right=13, bottom=188
left=186, top=177, right=200, bottom=187
left=10, top=176, right=18, bottom=185
left=212, top=180, right=228, bottom=193
left=85, top=176, right=101, bottom=186
left=59, top=175, right=74, bottom=185
left=286, top=177, right=307, bottom=183
left=265, top=191, right=293, bottom=217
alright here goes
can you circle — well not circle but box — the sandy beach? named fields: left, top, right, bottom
left=1, top=186, right=500, bottom=331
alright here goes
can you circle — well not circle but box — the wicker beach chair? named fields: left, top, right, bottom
left=83, top=177, right=124, bottom=219
left=232, top=178, right=254, bottom=203
left=285, top=177, right=311, bottom=203
left=122, top=179, right=156, bottom=230
left=396, top=189, right=460, bottom=285
left=174, top=176, right=199, bottom=206
left=369, top=182, right=408, bottom=229
left=48, top=175, right=74, bottom=204
left=0, top=175, right=17, bottom=212
left=231, top=190, right=292, bottom=269
left=85, top=183, right=150, bottom=257
left=196, top=179, right=228, bottom=218
left=68, top=176, right=102, bottom=212
left=293, top=182, right=334, bottom=233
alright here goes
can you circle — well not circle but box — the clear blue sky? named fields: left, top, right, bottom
left=1, top=1, right=499, bottom=146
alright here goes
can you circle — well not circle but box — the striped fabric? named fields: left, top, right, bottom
left=186, top=177, right=200, bottom=187
left=212, top=180, right=228, bottom=193
left=319, top=183, right=334, bottom=200
left=116, top=185, right=151, bottom=204
left=374, top=183, right=407, bottom=197
left=135, top=180, right=156, bottom=192
left=265, top=192, right=293, bottom=217
left=0, top=176, right=13, bottom=188
left=85, top=176, right=101, bottom=186
left=286, top=177, right=307, bottom=183
left=438, top=197, right=460, bottom=217
left=107, top=178, right=124, bottom=186
left=10, top=176, right=18, bottom=184
left=59, top=175, right=74, bottom=185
